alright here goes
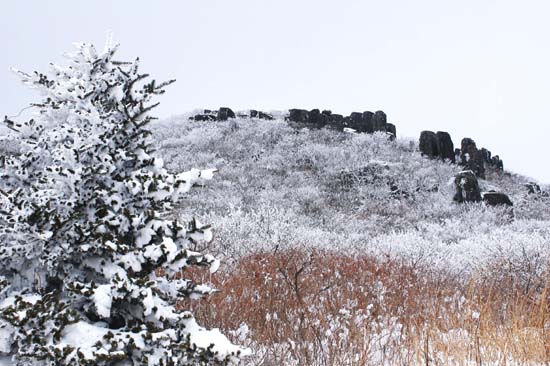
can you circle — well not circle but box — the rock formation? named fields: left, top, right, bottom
left=460, top=138, right=485, bottom=179
left=453, top=170, right=482, bottom=203
left=284, top=108, right=395, bottom=137
left=372, top=111, right=387, bottom=132
left=288, top=109, right=309, bottom=123
left=363, top=111, right=374, bottom=133
left=483, top=191, right=513, bottom=206
left=525, top=182, right=542, bottom=195
left=418, top=130, right=504, bottom=179
left=436, top=131, right=455, bottom=163
left=329, top=114, right=345, bottom=130
left=386, top=123, right=397, bottom=139
left=309, top=109, right=324, bottom=126
left=418, top=130, right=455, bottom=162
left=217, top=107, right=236, bottom=121
left=419, top=131, right=440, bottom=158
left=349, top=112, right=364, bottom=132
left=191, top=110, right=217, bottom=121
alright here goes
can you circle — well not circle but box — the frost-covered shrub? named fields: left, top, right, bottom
left=0, top=42, right=248, bottom=365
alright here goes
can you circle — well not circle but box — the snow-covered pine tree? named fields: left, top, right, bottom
left=0, top=41, right=248, bottom=365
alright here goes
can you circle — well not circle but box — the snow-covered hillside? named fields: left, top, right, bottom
left=152, top=114, right=550, bottom=277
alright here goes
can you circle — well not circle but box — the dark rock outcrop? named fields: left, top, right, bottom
left=386, top=123, right=397, bottom=139
left=328, top=114, right=345, bottom=130
left=491, top=155, right=503, bottom=171
left=217, top=107, right=235, bottom=121
left=436, top=131, right=455, bottom=162
left=453, top=170, right=482, bottom=203
left=372, top=111, right=387, bottom=132
left=363, top=111, right=374, bottom=133
left=320, top=110, right=332, bottom=126
left=288, top=109, right=309, bottom=123
left=308, top=109, right=323, bottom=126
left=419, top=131, right=455, bottom=162
left=192, top=113, right=217, bottom=121
left=243, top=109, right=273, bottom=120
left=194, top=107, right=399, bottom=140
left=343, top=116, right=351, bottom=128
left=349, top=112, right=363, bottom=132
left=460, top=138, right=477, bottom=161
left=525, top=182, right=542, bottom=195
left=483, top=191, right=513, bottom=206
left=417, top=130, right=504, bottom=176
left=460, top=138, right=485, bottom=179
left=258, top=111, right=273, bottom=120
left=480, top=148, right=491, bottom=163
left=419, top=131, right=440, bottom=158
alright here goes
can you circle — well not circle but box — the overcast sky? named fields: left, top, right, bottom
left=1, top=1, right=549, bottom=183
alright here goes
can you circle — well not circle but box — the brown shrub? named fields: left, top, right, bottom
left=179, top=249, right=550, bottom=365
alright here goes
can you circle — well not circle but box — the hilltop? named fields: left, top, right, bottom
left=152, top=109, right=550, bottom=274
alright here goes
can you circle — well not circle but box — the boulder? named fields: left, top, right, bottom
left=349, top=112, right=364, bottom=132
left=474, top=150, right=486, bottom=178
left=460, top=138, right=485, bottom=178
left=436, top=131, right=454, bottom=162
left=309, top=109, right=323, bottom=125
left=258, top=111, right=273, bottom=120
left=328, top=114, right=345, bottom=130
left=192, top=114, right=217, bottom=121
left=343, top=116, right=351, bottom=128
left=460, top=138, right=477, bottom=160
left=525, top=182, right=542, bottom=195
left=288, top=109, right=309, bottom=123
left=483, top=191, right=513, bottom=206
left=386, top=123, right=397, bottom=138
left=372, top=111, right=387, bottom=132
left=419, top=131, right=440, bottom=158
left=217, top=107, right=235, bottom=121
left=362, top=111, right=374, bottom=133
left=453, top=170, right=482, bottom=203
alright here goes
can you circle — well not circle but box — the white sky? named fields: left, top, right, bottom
left=1, top=0, right=549, bottom=183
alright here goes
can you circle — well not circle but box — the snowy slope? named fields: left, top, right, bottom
left=151, top=114, right=550, bottom=277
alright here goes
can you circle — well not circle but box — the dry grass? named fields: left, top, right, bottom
left=180, top=249, right=550, bottom=365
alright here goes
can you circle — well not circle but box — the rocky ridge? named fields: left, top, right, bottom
left=185, top=106, right=546, bottom=211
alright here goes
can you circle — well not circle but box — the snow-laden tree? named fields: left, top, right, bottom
left=0, top=41, right=248, bottom=365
